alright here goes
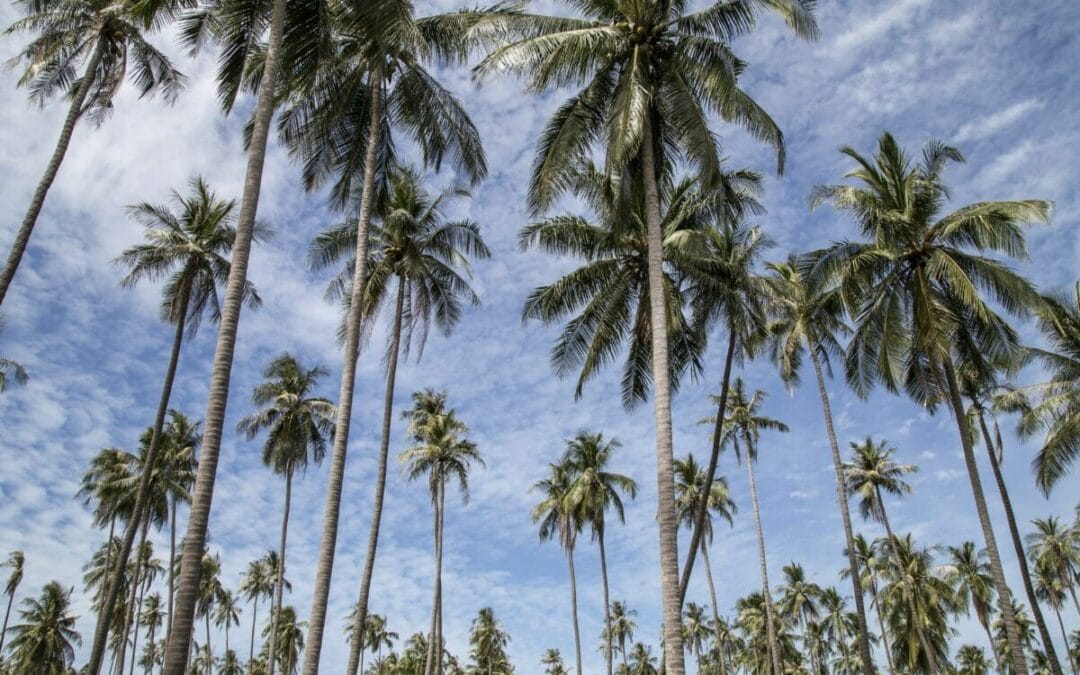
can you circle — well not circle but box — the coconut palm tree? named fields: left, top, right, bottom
left=811, top=132, right=1052, bottom=674
left=219, top=649, right=243, bottom=675
left=720, top=378, right=789, bottom=675
left=0, top=0, right=186, bottom=308
left=779, top=563, right=823, bottom=665
left=562, top=432, right=637, bottom=675
left=400, top=391, right=483, bottom=675
left=682, top=602, right=711, bottom=668
left=4, top=581, right=80, bottom=672
left=0, top=319, right=28, bottom=392
left=476, top=0, right=821, bottom=662
left=542, top=648, right=568, bottom=675
left=139, top=593, right=166, bottom=674
left=468, top=607, right=512, bottom=674
left=158, top=412, right=200, bottom=638
left=237, top=353, right=334, bottom=675
left=943, top=542, right=1000, bottom=668
left=1026, top=517, right=1080, bottom=616
left=626, top=643, right=658, bottom=675
left=214, top=590, right=241, bottom=663
left=957, top=645, right=993, bottom=675
left=0, top=551, right=24, bottom=656
left=195, top=553, right=223, bottom=675
left=1033, top=560, right=1076, bottom=675
left=313, top=167, right=489, bottom=675
left=263, top=605, right=304, bottom=675
left=607, top=602, right=637, bottom=675
left=533, top=460, right=585, bottom=675
left=819, top=588, right=857, bottom=672
left=345, top=610, right=396, bottom=675
left=733, top=590, right=800, bottom=674
left=240, top=556, right=274, bottom=663
left=994, top=599, right=1039, bottom=673
left=127, top=545, right=164, bottom=675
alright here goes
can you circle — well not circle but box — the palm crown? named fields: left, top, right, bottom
left=842, top=437, right=916, bottom=525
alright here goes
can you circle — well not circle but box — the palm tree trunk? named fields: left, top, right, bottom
left=598, top=527, right=613, bottom=675
left=144, top=623, right=156, bottom=675
left=679, top=330, right=736, bottom=606
left=0, top=36, right=108, bottom=308
left=809, top=348, right=875, bottom=675
left=89, top=286, right=192, bottom=675
left=118, top=515, right=152, bottom=675
left=700, top=543, right=727, bottom=675
left=346, top=279, right=405, bottom=675
left=974, top=407, right=1064, bottom=675
left=1052, top=607, right=1076, bottom=675
left=567, top=542, right=583, bottom=675
left=301, top=73, right=383, bottom=675
left=160, top=0, right=286, bottom=661
left=983, top=619, right=1004, bottom=673
left=745, top=454, right=783, bottom=675
left=868, top=584, right=896, bottom=675
left=224, top=621, right=229, bottom=663
left=0, top=590, right=14, bottom=655
left=248, top=596, right=258, bottom=664
left=436, top=482, right=446, bottom=675
left=167, top=497, right=176, bottom=648
left=204, top=609, right=212, bottom=675
left=130, top=575, right=150, bottom=675
left=941, top=359, right=1027, bottom=674
left=639, top=113, right=686, bottom=675
left=621, top=637, right=627, bottom=675
left=268, top=465, right=293, bottom=675
left=425, top=480, right=443, bottom=675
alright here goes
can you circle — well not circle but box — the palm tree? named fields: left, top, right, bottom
left=943, top=542, right=1000, bottom=668
left=957, top=645, right=993, bottom=675
left=214, top=590, right=241, bottom=663
left=317, top=166, right=489, bottom=675
left=682, top=602, right=711, bottom=668
left=1026, top=517, right=1080, bottom=615
left=0, top=319, right=28, bottom=392
left=400, top=391, right=483, bottom=675
left=265, top=605, right=305, bottom=675
left=607, top=602, right=637, bottom=675
left=1, top=0, right=185, bottom=307
left=626, top=643, right=658, bottom=675
left=127, top=545, right=164, bottom=675
left=779, top=563, right=823, bottom=666
left=542, top=648, right=568, bottom=675
left=159, top=412, right=200, bottom=638
left=994, top=599, right=1039, bottom=673
left=1033, top=560, right=1076, bottom=675
left=0, top=550, right=24, bottom=655
left=219, top=649, right=243, bottom=675
left=477, top=0, right=820, bottom=665
left=139, top=593, right=166, bottom=674
left=4, top=581, right=80, bottom=672
left=721, top=378, right=789, bottom=675
left=195, top=552, right=223, bottom=675
left=818, top=588, right=857, bottom=672
left=345, top=610, right=396, bottom=675
left=468, top=607, right=512, bottom=674
left=562, top=432, right=637, bottom=675
left=811, top=132, right=1052, bottom=674
left=240, top=557, right=273, bottom=663
left=533, top=460, right=584, bottom=675
left=237, top=353, right=334, bottom=675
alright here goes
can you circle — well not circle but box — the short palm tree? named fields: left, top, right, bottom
left=0, top=319, right=28, bottom=392
left=542, top=648, right=568, bottom=675
left=0, top=550, right=25, bottom=655
left=139, top=592, right=166, bottom=673
left=942, top=542, right=1000, bottom=668
left=1026, top=517, right=1080, bottom=616
left=607, top=601, right=637, bottom=674
left=195, top=552, right=223, bottom=674
left=237, top=353, right=334, bottom=675
left=811, top=132, right=1052, bottom=674
left=5, top=581, right=80, bottom=672
left=957, top=644, right=993, bottom=675
left=240, top=556, right=274, bottom=663
left=468, top=607, right=512, bottom=674
left=626, top=642, right=658, bottom=675
left=779, top=562, right=823, bottom=665
left=214, top=590, right=241, bottom=660
left=400, top=391, right=483, bottom=675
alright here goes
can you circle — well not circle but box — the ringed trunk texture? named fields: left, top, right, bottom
left=809, top=348, right=875, bottom=674
left=88, top=285, right=192, bottom=675
left=941, top=360, right=1027, bottom=675
left=300, top=74, right=383, bottom=675
left=639, top=113, right=686, bottom=675
left=267, top=466, right=294, bottom=675
left=0, top=36, right=106, bottom=307
left=745, top=455, right=783, bottom=675
left=345, top=279, right=405, bottom=675
left=878, top=498, right=939, bottom=673
left=160, top=0, right=286, bottom=665
left=567, top=544, right=583, bottom=675
left=598, top=528, right=613, bottom=675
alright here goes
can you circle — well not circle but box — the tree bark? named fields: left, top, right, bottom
left=167, top=497, right=176, bottom=647
left=745, top=453, right=783, bottom=675
left=346, top=279, right=405, bottom=675
left=598, top=526, right=613, bottom=675
left=809, top=348, right=875, bottom=674
left=436, top=482, right=446, bottom=675
left=424, top=479, right=443, bottom=675
left=700, top=543, right=726, bottom=675
left=1052, top=607, right=1076, bottom=675
left=204, top=608, right=212, bottom=675
left=0, top=589, right=14, bottom=655
left=267, top=465, right=293, bottom=675
left=301, top=73, right=383, bottom=675
left=248, top=596, right=258, bottom=664
left=639, top=113, right=686, bottom=675
left=129, top=572, right=150, bottom=675
left=867, top=583, right=896, bottom=675
left=567, top=542, right=583, bottom=675
left=983, top=620, right=1003, bottom=673
left=159, top=0, right=285, bottom=662
left=941, top=360, right=1027, bottom=674
left=117, top=469, right=154, bottom=675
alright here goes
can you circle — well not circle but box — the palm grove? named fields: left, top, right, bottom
left=0, top=0, right=1077, bottom=672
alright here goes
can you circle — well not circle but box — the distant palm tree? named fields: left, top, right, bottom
left=1033, top=560, right=1075, bottom=675
left=819, top=587, right=856, bottom=672
left=681, top=602, right=711, bottom=667
left=345, top=610, right=396, bottom=675
left=779, top=562, right=823, bottom=665
left=468, top=607, right=512, bottom=674
left=0, top=550, right=24, bottom=655
left=1026, top=517, right=1080, bottom=616
left=542, top=648, right=568, bottom=675
left=626, top=643, right=658, bottom=675
left=159, top=411, right=200, bottom=637
left=238, top=353, right=334, bottom=675
left=957, top=644, right=993, bottom=675
left=138, top=593, right=165, bottom=675
left=214, top=590, right=241, bottom=661
left=264, top=606, right=305, bottom=674
left=195, top=552, right=223, bottom=675
left=943, top=542, right=1000, bottom=668
left=0, top=319, right=28, bottom=392
left=219, top=648, right=243, bottom=675
left=993, top=599, right=1039, bottom=673
left=607, top=602, right=637, bottom=675
left=240, top=556, right=274, bottom=663
left=5, top=581, right=80, bottom=672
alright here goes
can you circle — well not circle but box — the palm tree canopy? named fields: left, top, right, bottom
left=5, top=581, right=81, bottom=672
left=716, top=377, right=789, bottom=464
left=2, top=550, right=25, bottom=598
left=673, top=453, right=736, bottom=541
left=400, top=389, right=484, bottom=502
left=842, top=436, right=917, bottom=524
left=561, top=431, right=638, bottom=534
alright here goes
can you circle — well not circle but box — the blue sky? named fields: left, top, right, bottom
left=0, top=0, right=1078, bottom=672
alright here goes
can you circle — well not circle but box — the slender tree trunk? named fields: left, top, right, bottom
left=0, top=589, right=14, bottom=655
left=1052, top=607, right=1076, bottom=675
left=621, top=637, right=627, bottom=675
left=0, top=37, right=107, bottom=307
left=144, top=623, right=156, bottom=675
left=982, top=619, right=1004, bottom=673
left=1068, top=585, right=1080, bottom=619
left=974, top=407, right=1064, bottom=675
left=567, top=542, right=583, bottom=675
left=118, top=514, right=152, bottom=675
left=809, top=349, right=875, bottom=674
left=268, top=466, right=293, bottom=675
left=639, top=114, right=686, bottom=675
left=89, top=287, right=192, bottom=675
left=598, top=527, right=613, bottom=675
left=425, top=480, right=443, bottom=675
left=868, top=584, right=896, bottom=675
left=204, top=608, right=211, bottom=675
left=130, top=575, right=150, bottom=675
left=436, top=483, right=446, bottom=675
left=700, top=543, right=727, bottom=675
left=942, top=360, right=1027, bottom=674
left=745, top=454, right=783, bottom=675
left=346, top=279, right=405, bottom=675
left=679, top=330, right=737, bottom=605
left=159, top=0, right=285, bottom=661
left=248, top=597, right=257, bottom=664
left=301, top=74, right=383, bottom=675
left=224, top=621, right=229, bottom=663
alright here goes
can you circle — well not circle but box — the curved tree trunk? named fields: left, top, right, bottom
left=567, top=542, right=583, bottom=675
left=159, top=0, right=285, bottom=663
left=639, top=114, right=685, bottom=675
left=983, top=619, right=1003, bottom=673
left=700, top=543, right=727, bottom=675
left=598, top=526, right=613, bottom=675
left=117, top=515, right=152, bottom=675
left=89, top=286, right=192, bottom=675
left=0, top=37, right=107, bottom=307
left=248, top=596, right=258, bottom=664
left=424, top=479, right=443, bottom=675
left=745, top=454, right=783, bottom=675
left=809, top=348, right=875, bottom=674
left=301, top=74, right=383, bottom=675
left=346, top=279, right=405, bottom=675
left=0, top=589, right=15, bottom=655
left=974, top=407, right=1063, bottom=675
left=942, top=360, right=1027, bottom=674
left=267, top=465, right=293, bottom=675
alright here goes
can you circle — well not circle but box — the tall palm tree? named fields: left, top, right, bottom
left=957, top=645, right=993, bottom=675
left=345, top=610, right=396, bottom=675
left=1, top=0, right=185, bottom=307
left=467, top=607, right=512, bottom=674
left=4, top=581, right=80, bottom=672
left=943, top=542, right=1000, bottom=668
left=400, top=391, right=483, bottom=675
left=313, top=166, right=489, bottom=675
left=139, top=593, right=166, bottom=675
left=240, top=556, right=274, bottom=663
left=720, top=377, right=789, bottom=675
left=0, top=319, right=28, bottom=392
left=1033, top=560, right=1076, bottom=675
left=779, top=563, right=823, bottom=665
left=542, top=648, right=569, bottom=675
left=1026, top=517, right=1080, bottom=616
left=533, top=460, right=584, bottom=675
left=811, top=132, right=1052, bottom=674
left=158, top=412, right=200, bottom=638
left=0, top=550, right=24, bottom=655
left=263, top=605, right=305, bottom=675
left=818, top=588, right=859, bottom=673
left=563, top=432, right=637, bottom=675
left=237, top=353, right=334, bottom=675
left=607, top=601, right=637, bottom=675
left=477, top=1, right=820, bottom=666
left=682, top=602, right=711, bottom=667
left=763, top=255, right=875, bottom=672
left=213, top=590, right=241, bottom=663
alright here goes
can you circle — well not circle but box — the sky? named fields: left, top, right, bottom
left=0, top=0, right=1079, bottom=673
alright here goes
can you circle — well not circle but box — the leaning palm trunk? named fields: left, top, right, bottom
left=745, top=454, right=783, bottom=675
left=267, top=465, right=294, bottom=675
left=809, top=349, right=875, bottom=674
left=567, top=542, right=583, bottom=675
left=129, top=570, right=151, bottom=675
left=89, top=286, right=192, bottom=675
left=700, top=543, right=727, bottom=675
left=167, top=497, right=177, bottom=644
left=639, top=115, right=686, bottom=675
left=204, top=608, right=212, bottom=675
left=117, top=515, right=151, bottom=675
left=346, top=281, right=405, bottom=675
left=0, top=37, right=107, bottom=307
left=301, top=74, right=383, bottom=675
left=598, top=526, right=613, bottom=675
left=974, top=407, right=1063, bottom=674
left=941, top=360, right=1027, bottom=674
left=160, top=0, right=286, bottom=666
left=0, top=590, right=13, bottom=655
